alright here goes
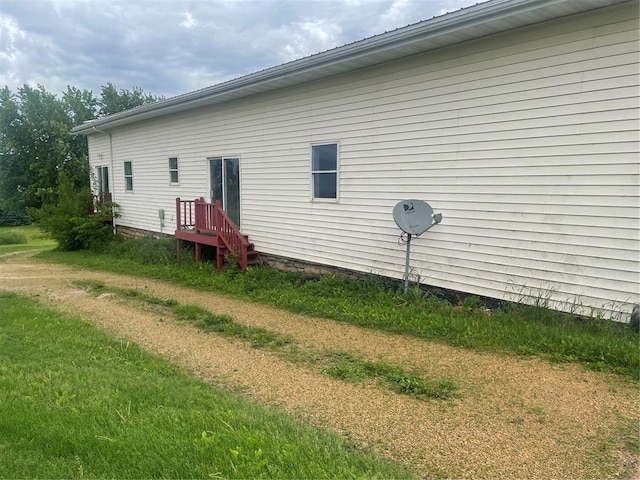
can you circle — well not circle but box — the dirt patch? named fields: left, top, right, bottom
left=1, top=252, right=638, bottom=479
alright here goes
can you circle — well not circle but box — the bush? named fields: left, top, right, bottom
left=0, top=230, right=28, bottom=245
left=0, top=209, right=31, bottom=227
left=101, top=236, right=178, bottom=264
left=33, top=173, right=117, bottom=251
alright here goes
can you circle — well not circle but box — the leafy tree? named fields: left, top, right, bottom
left=0, top=208, right=31, bottom=226
left=62, top=85, right=99, bottom=193
left=0, top=81, right=160, bottom=239
left=0, top=82, right=161, bottom=216
left=98, top=82, right=163, bottom=117
left=0, top=84, right=87, bottom=212
left=0, top=87, right=20, bottom=211
left=63, top=85, right=98, bottom=124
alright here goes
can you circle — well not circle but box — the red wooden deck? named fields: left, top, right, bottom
left=175, top=197, right=257, bottom=270
left=91, top=193, right=113, bottom=214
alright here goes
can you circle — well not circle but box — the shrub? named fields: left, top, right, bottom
left=33, top=173, right=117, bottom=251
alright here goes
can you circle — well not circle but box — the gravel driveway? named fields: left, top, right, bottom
left=1, top=251, right=638, bottom=479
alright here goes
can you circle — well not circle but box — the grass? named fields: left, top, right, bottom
left=0, top=291, right=413, bottom=479
left=0, top=230, right=27, bottom=245
left=37, top=238, right=640, bottom=380
left=75, top=280, right=294, bottom=349
left=75, top=280, right=459, bottom=400
left=317, top=351, right=459, bottom=400
left=0, top=225, right=56, bottom=255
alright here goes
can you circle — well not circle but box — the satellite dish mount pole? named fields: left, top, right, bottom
left=403, top=233, right=412, bottom=294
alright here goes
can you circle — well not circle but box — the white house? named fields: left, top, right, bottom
left=73, top=0, right=640, bottom=320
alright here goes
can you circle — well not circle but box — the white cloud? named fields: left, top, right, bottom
left=380, top=0, right=412, bottom=28
left=277, top=19, right=343, bottom=62
left=180, top=12, right=198, bottom=29
left=0, top=11, right=69, bottom=92
left=0, top=14, right=25, bottom=63
left=0, top=0, right=481, bottom=98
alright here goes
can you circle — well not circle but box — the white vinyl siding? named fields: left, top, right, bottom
left=89, top=136, right=111, bottom=195
left=86, top=1, right=639, bottom=318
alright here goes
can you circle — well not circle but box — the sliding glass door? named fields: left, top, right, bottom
left=209, top=157, right=240, bottom=226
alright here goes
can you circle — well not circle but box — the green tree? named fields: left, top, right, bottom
left=0, top=82, right=160, bottom=220
left=0, top=85, right=88, bottom=212
left=63, top=85, right=98, bottom=124
left=0, top=86, right=20, bottom=210
left=98, top=82, right=162, bottom=117
left=62, top=85, right=99, bottom=194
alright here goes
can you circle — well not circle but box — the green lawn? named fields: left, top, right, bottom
left=0, top=225, right=56, bottom=255
left=0, top=292, right=412, bottom=479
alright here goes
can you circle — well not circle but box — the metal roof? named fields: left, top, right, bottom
left=72, top=0, right=628, bottom=134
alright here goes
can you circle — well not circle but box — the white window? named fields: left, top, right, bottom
left=169, top=157, right=179, bottom=184
left=124, top=161, right=133, bottom=191
left=311, top=143, right=338, bottom=200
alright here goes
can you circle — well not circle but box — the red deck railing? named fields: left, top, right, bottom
left=195, top=198, right=217, bottom=233
left=175, top=197, right=251, bottom=269
left=176, top=197, right=196, bottom=230
left=91, top=192, right=113, bottom=214
left=215, top=201, right=249, bottom=269
left=95, top=193, right=113, bottom=204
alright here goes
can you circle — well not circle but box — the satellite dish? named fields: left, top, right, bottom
left=393, top=199, right=443, bottom=294
left=393, top=199, right=434, bottom=236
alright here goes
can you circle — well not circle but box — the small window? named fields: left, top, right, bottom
left=124, top=161, right=133, bottom=191
left=311, top=143, right=338, bottom=200
left=169, top=157, right=179, bottom=184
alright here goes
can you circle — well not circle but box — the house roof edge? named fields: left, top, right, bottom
left=72, top=0, right=628, bottom=134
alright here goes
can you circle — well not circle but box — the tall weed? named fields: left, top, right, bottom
left=0, top=230, right=27, bottom=245
left=101, top=236, right=178, bottom=265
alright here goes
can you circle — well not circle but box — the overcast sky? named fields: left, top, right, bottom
left=1, top=0, right=480, bottom=100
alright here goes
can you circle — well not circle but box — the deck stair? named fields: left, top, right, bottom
left=174, top=197, right=258, bottom=270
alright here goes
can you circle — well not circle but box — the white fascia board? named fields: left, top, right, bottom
left=72, top=0, right=626, bottom=135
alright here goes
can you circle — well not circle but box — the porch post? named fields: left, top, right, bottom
left=175, top=197, right=181, bottom=231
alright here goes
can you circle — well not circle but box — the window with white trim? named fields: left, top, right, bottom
left=311, top=143, right=338, bottom=200
left=169, top=156, right=179, bottom=184
left=124, top=161, right=133, bottom=191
